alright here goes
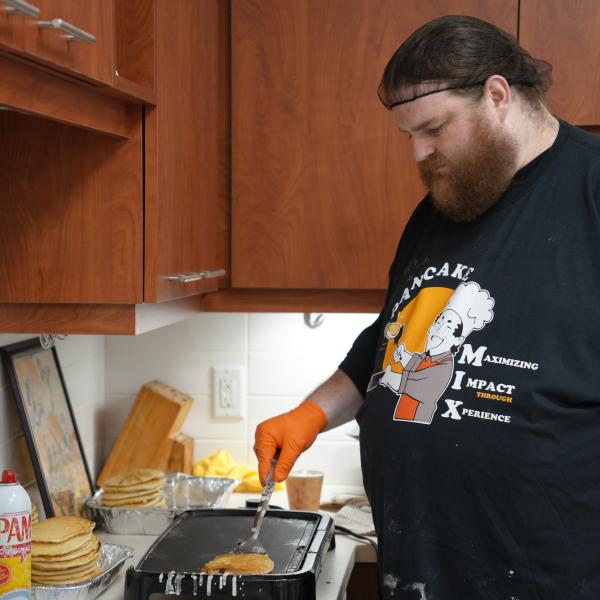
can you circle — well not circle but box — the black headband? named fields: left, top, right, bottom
left=384, top=79, right=535, bottom=110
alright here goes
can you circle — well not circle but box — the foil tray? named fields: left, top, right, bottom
left=87, top=473, right=240, bottom=535
left=32, top=543, right=134, bottom=600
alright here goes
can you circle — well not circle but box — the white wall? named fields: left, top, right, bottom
left=0, top=312, right=376, bottom=501
left=105, top=312, right=376, bottom=491
left=0, top=334, right=105, bottom=505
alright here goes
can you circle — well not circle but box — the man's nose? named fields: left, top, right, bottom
left=411, top=137, right=435, bottom=163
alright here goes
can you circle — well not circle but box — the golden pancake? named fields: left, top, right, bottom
left=103, top=469, right=165, bottom=488
left=32, top=558, right=99, bottom=577
left=102, top=486, right=162, bottom=502
left=32, top=516, right=95, bottom=544
left=32, top=532, right=95, bottom=557
left=33, top=546, right=100, bottom=570
left=102, top=492, right=163, bottom=507
left=200, top=552, right=274, bottom=575
left=102, top=486, right=162, bottom=501
left=33, top=536, right=99, bottom=561
left=117, top=495, right=167, bottom=508
left=103, top=478, right=165, bottom=493
left=32, top=565, right=103, bottom=585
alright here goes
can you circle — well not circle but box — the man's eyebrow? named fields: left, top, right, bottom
left=397, top=117, right=443, bottom=134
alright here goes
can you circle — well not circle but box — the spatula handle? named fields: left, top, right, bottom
left=252, top=449, right=281, bottom=539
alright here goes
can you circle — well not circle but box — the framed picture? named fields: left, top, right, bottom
left=1, top=338, right=94, bottom=517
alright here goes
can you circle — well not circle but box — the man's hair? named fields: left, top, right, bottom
left=378, top=15, right=552, bottom=109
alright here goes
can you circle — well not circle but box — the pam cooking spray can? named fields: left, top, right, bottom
left=0, top=470, right=31, bottom=599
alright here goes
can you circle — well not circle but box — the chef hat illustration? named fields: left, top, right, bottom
left=443, top=281, right=494, bottom=338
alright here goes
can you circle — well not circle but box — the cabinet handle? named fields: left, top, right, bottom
left=36, top=18, right=96, bottom=43
left=1, top=0, right=40, bottom=17
left=166, top=269, right=226, bottom=283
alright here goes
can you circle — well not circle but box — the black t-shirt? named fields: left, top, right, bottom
left=339, top=120, right=600, bottom=600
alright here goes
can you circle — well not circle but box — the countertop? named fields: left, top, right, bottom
left=94, top=488, right=377, bottom=599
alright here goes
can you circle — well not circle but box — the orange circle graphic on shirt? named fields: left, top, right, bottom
left=382, top=286, right=454, bottom=371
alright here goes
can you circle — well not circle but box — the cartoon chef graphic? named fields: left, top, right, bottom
left=377, top=281, right=494, bottom=424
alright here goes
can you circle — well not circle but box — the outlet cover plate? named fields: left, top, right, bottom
left=212, top=366, right=246, bottom=419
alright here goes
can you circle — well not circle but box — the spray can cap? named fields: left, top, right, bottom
left=1, top=470, right=17, bottom=484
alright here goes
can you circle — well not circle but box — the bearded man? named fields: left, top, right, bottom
left=254, top=15, right=600, bottom=600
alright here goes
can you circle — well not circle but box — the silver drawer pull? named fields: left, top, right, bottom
left=2, top=0, right=40, bottom=17
left=166, top=269, right=226, bottom=283
left=37, top=17, right=96, bottom=43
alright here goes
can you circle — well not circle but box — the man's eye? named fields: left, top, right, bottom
left=427, top=125, right=444, bottom=136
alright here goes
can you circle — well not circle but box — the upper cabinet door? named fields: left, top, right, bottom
left=21, top=0, right=114, bottom=85
left=143, top=0, right=229, bottom=303
left=519, top=0, right=600, bottom=125
left=232, top=1, right=518, bottom=290
left=0, top=109, right=143, bottom=304
left=0, top=1, right=26, bottom=52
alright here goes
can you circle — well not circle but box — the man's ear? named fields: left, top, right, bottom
left=484, top=75, right=511, bottom=121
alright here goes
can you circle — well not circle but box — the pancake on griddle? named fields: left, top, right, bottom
left=200, top=552, right=275, bottom=575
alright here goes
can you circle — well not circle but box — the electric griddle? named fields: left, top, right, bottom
left=124, top=508, right=335, bottom=599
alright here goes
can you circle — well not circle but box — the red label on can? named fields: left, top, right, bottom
left=0, top=564, right=9, bottom=585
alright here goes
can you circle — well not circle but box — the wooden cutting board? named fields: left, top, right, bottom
left=167, top=432, right=194, bottom=474
left=97, top=380, right=193, bottom=486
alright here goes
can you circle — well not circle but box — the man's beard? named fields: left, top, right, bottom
left=418, top=117, right=518, bottom=222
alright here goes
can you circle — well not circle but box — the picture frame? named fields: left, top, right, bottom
left=1, top=338, right=95, bottom=518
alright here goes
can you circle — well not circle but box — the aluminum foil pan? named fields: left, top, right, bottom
left=87, top=473, right=240, bottom=535
left=32, top=543, right=133, bottom=600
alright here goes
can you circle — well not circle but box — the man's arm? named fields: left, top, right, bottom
left=254, top=369, right=363, bottom=482
left=310, top=368, right=364, bottom=430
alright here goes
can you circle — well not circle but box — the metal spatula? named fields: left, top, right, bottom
left=234, top=450, right=280, bottom=555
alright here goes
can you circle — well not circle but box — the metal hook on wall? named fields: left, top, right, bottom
left=39, top=334, right=67, bottom=349
left=303, top=313, right=324, bottom=329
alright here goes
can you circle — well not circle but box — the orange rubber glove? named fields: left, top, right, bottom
left=254, top=400, right=328, bottom=483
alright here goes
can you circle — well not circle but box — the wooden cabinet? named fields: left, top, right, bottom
left=0, top=2, right=25, bottom=51
left=0, top=0, right=114, bottom=85
left=519, top=0, right=600, bottom=125
left=0, top=0, right=228, bottom=334
left=144, top=0, right=228, bottom=303
left=22, top=0, right=114, bottom=85
left=0, top=109, right=143, bottom=304
left=230, top=1, right=517, bottom=293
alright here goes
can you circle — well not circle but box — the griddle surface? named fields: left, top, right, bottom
left=139, top=511, right=319, bottom=575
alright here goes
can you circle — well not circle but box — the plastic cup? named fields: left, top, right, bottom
left=286, top=470, right=324, bottom=511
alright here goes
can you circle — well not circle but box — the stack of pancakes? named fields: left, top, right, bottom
left=31, top=516, right=102, bottom=585
left=101, top=468, right=167, bottom=509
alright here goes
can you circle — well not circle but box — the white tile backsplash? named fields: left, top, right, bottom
left=107, top=313, right=248, bottom=354
left=248, top=351, right=338, bottom=397
left=106, top=312, right=375, bottom=489
left=1, top=311, right=376, bottom=493
left=105, top=351, right=247, bottom=395
left=180, top=394, right=247, bottom=441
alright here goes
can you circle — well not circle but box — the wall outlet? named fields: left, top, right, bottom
left=212, top=366, right=246, bottom=419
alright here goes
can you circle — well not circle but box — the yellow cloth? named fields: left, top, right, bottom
left=192, top=450, right=285, bottom=493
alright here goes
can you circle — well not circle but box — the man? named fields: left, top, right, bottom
left=255, top=15, right=600, bottom=599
